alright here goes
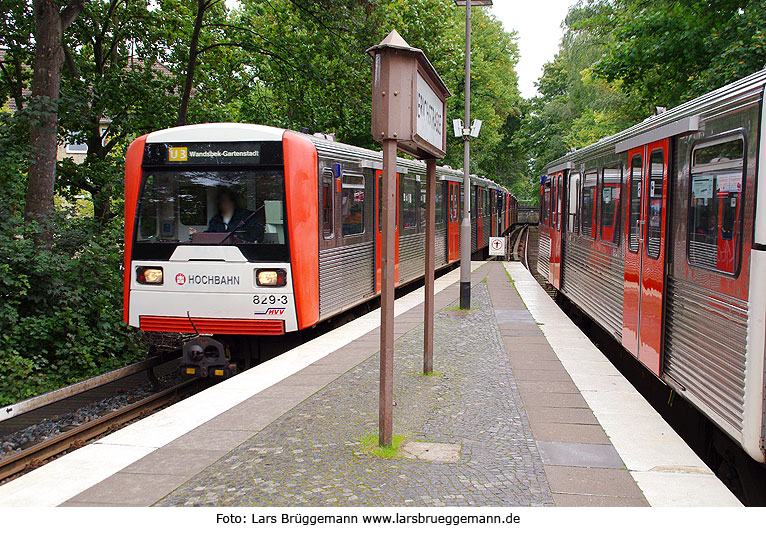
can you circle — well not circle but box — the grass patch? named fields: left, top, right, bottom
left=444, top=305, right=481, bottom=311
left=360, top=434, right=406, bottom=458
left=421, top=370, right=444, bottom=377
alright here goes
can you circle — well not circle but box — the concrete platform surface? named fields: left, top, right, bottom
left=0, top=261, right=741, bottom=507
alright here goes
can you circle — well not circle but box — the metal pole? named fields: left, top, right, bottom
left=379, top=138, right=397, bottom=447
left=424, top=159, right=436, bottom=374
left=459, top=0, right=472, bottom=310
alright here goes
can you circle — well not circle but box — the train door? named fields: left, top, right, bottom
left=448, top=181, right=459, bottom=262
left=375, top=170, right=400, bottom=292
left=476, top=186, right=484, bottom=248
left=623, top=140, right=669, bottom=375
left=490, top=193, right=497, bottom=237
left=550, top=172, right=563, bottom=288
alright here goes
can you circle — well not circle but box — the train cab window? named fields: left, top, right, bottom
left=646, top=150, right=664, bottom=259
left=401, top=177, right=418, bottom=230
left=600, top=165, right=622, bottom=245
left=580, top=171, right=598, bottom=239
left=341, top=173, right=365, bottom=236
left=321, top=169, right=334, bottom=239
left=568, top=172, right=579, bottom=233
left=136, top=169, right=285, bottom=246
left=484, top=190, right=491, bottom=219
left=628, top=155, right=642, bottom=253
left=179, top=184, right=207, bottom=226
left=687, top=136, right=745, bottom=274
left=471, top=188, right=477, bottom=220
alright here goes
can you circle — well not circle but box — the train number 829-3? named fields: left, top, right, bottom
left=253, top=294, right=289, bottom=305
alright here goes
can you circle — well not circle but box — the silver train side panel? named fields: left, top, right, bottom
left=318, top=241, right=375, bottom=320
left=399, top=232, right=425, bottom=284
left=561, top=241, right=624, bottom=340
left=664, top=279, right=748, bottom=436
left=537, top=232, right=550, bottom=280
left=435, top=226, right=448, bottom=266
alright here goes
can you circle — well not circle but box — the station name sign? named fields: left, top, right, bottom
left=368, top=30, right=450, bottom=160
left=415, top=72, right=445, bottom=153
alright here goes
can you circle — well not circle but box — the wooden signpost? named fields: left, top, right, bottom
left=367, top=30, right=450, bottom=446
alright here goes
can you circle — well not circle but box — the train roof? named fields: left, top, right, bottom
left=544, top=68, right=766, bottom=175
left=142, top=122, right=512, bottom=196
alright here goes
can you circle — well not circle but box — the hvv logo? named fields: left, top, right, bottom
left=255, top=308, right=285, bottom=316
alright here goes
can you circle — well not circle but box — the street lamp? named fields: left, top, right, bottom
left=454, top=0, right=492, bottom=310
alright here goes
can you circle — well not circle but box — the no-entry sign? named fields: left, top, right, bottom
left=489, top=237, right=506, bottom=256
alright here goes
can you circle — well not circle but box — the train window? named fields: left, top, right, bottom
left=136, top=169, right=285, bottom=245
left=471, top=188, right=477, bottom=219
left=600, top=165, right=622, bottom=245
left=484, top=190, right=491, bottom=219
left=568, top=172, right=579, bottom=233
left=420, top=181, right=427, bottom=229
left=341, top=173, right=364, bottom=236
left=580, top=171, right=598, bottom=239
left=542, top=181, right=550, bottom=226
left=627, top=154, right=642, bottom=253
left=401, top=178, right=418, bottom=230
left=646, top=149, right=664, bottom=259
left=687, top=136, right=745, bottom=274
left=436, top=182, right=445, bottom=225
left=321, top=169, right=334, bottom=239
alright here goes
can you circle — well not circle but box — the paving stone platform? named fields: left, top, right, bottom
left=63, top=262, right=648, bottom=507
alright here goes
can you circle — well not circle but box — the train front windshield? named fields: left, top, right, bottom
left=135, top=169, right=287, bottom=252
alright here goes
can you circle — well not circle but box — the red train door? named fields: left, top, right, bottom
left=376, top=170, right=400, bottom=292
left=491, top=194, right=497, bottom=238
left=448, top=181, right=459, bottom=262
left=622, top=140, right=669, bottom=375
left=550, top=172, right=563, bottom=288
left=476, top=186, right=483, bottom=248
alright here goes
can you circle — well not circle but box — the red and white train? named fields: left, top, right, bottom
left=538, top=69, right=766, bottom=464
left=124, top=123, right=516, bottom=377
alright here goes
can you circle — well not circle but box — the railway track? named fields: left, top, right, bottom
left=0, top=379, right=200, bottom=483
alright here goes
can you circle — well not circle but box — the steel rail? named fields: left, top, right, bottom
left=0, top=380, right=197, bottom=482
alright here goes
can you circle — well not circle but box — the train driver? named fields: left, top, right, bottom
left=191, top=188, right=265, bottom=243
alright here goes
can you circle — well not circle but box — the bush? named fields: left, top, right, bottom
left=0, top=209, right=145, bottom=405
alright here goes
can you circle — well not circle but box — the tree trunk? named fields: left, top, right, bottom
left=25, top=0, right=85, bottom=233
left=177, top=0, right=206, bottom=127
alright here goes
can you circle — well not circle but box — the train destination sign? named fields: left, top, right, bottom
left=142, top=141, right=284, bottom=167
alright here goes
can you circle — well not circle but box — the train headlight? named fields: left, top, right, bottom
left=256, top=268, right=287, bottom=287
left=137, top=266, right=163, bottom=285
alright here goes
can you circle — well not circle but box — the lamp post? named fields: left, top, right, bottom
left=454, top=0, right=492, bottom=310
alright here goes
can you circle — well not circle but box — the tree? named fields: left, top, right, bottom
left=593, top=0, right=766, bottom=109
left=57, top=0, right=176, bottom=223
left=25, top=0, right=85, bottom=230
left=176, top=0, right=225, bottom=126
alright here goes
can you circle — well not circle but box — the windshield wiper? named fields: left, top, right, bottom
left=217, top=205, right=265, bottom=245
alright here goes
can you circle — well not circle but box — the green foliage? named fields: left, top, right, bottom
left=593, top=0, right=766, bottom=110
left=0, top=207, right=143, bottom=405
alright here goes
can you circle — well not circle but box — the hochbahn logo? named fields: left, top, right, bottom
left=176, top=274, right=240, bottom=286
